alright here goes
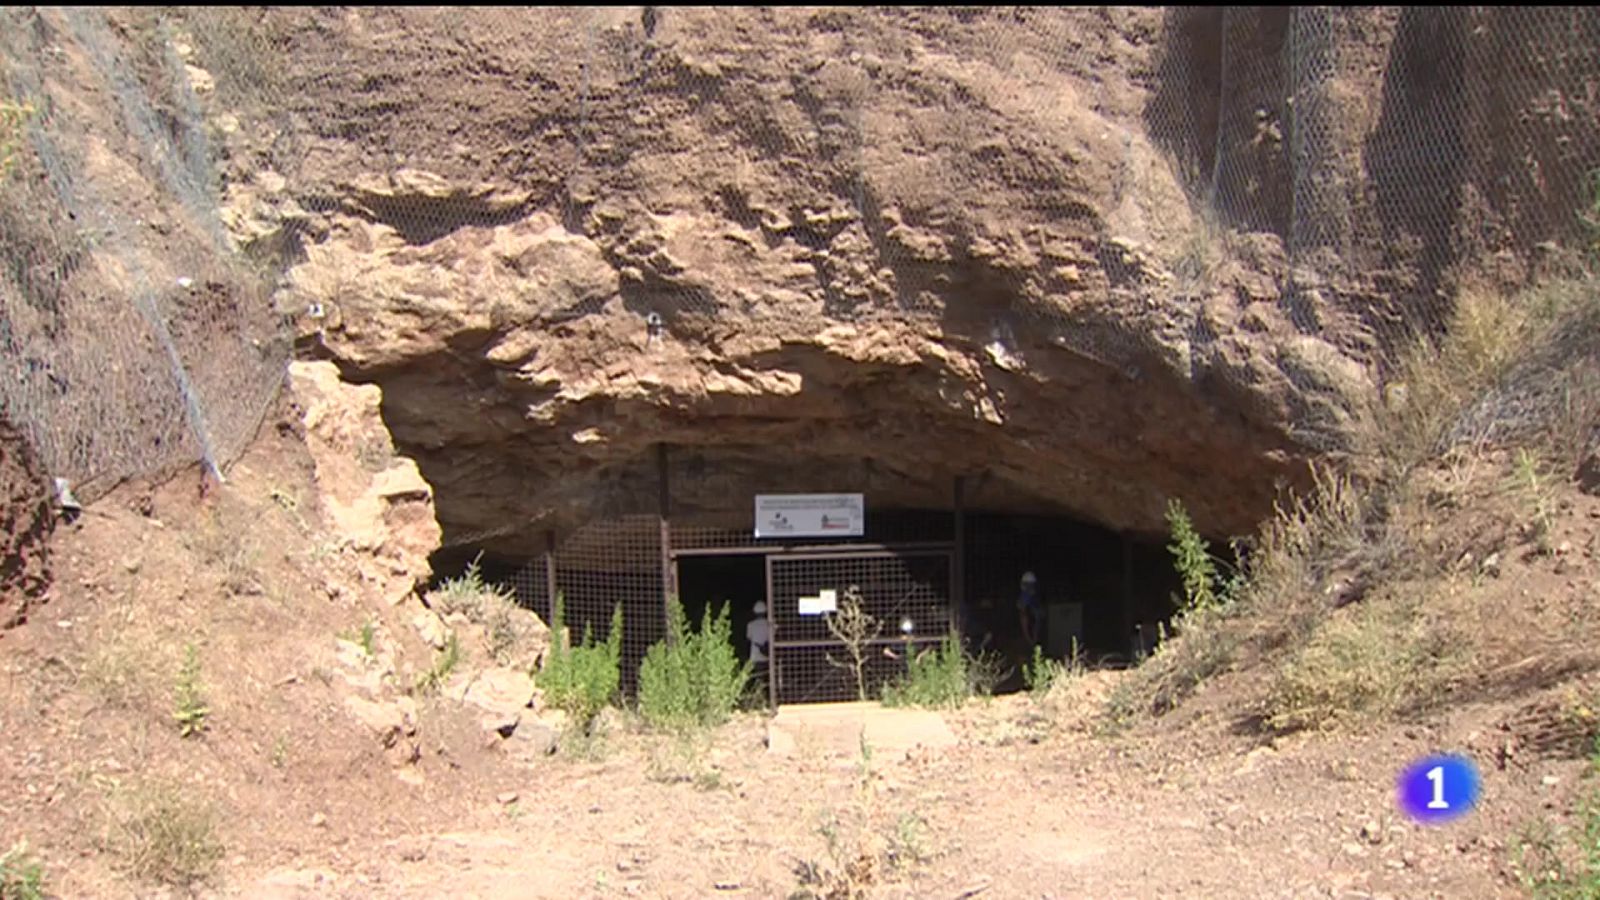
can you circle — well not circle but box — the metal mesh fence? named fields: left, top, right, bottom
left=0, top=8, right=296, bottom=497
left=553, top=514, right=666, bottom=693
left=503, top=554, right=553, bottom=632
left=768, top=550, right=954, bottom=705
left=594, top=5, right=1600, bottom=443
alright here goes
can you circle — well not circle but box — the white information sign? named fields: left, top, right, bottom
left=797, top=592, right=839, bottom=616
left=754, top=493, right=865, bottom=539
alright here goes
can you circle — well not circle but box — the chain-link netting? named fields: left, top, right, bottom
left=2, top=6, right=1597, bottom=505
left=0, top=8, right=297, bottom=498
left=572, top=5, right=1600, bottom=430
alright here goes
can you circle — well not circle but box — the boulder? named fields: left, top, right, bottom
left=459, top=666, right=537, bottom=719
left=343, top=694, right=417, bottom=748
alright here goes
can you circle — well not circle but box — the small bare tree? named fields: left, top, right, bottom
left=826, top=586, right=881, bottom=702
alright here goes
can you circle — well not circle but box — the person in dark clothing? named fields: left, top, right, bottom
left=1017, top=570, right=1043, bottom=649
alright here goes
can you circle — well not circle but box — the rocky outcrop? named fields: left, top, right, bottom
left=290, top=360, right=442, bottom=603
left=286, top=361, right=567, bottom=761
left=273, top=182, right=1358, bottom=550
left=447, top=665, right=552, bottom=754
left=193, top=7, right=1599, bottom=549
left=0, top=418, right=52, bottom=629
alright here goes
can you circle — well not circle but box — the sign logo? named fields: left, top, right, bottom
left=754, top=494, right=865, bottom=539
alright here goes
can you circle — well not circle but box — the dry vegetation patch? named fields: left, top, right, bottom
left=1105, top=276, right=1600, bottom=737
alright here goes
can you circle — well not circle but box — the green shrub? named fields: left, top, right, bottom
left=538, top=594, right=622, bottom=731
left=430, top=555, right=537, bottom=665
left=411, top=631, right=462, bottom=695
left=429, top=554, right=512, bottom=622
left=0, top=100, right=35, bottom=185
left=1513, top=448, right=1558, bottom=555
left=357, top=619, right=377, bottom=658
left=638, top=598, right=751, bottom=733
left=1238, top=465, right=1368, bottom=651
left=1023, top=640, right=1082, bottom=698
left=824, top=587, right=881, bottom=702
left=338, top=618, right=378, bottom=660
left=882, top=634, right=969, bottom=710
left=1166, top=499, right=1234, bottom=613
left=1264, top=589, right=1456, bottom=732
left=1102, top=605, right=1239, bottom=728
left=0, top=840, right=45, bottom=900
left=1093, top=497, right=1244, bottom=727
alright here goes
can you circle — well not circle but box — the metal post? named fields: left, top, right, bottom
left=544, top=529, right=558, bottom=613
left=1122, top=532, right=1135, bottom=658
left=765, top=554, right=778, bottom=710
left=657, top=442, right=673, bottom=638
left=952, top=475, right=966, bottom=641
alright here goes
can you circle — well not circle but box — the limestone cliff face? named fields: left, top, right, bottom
left=238, top=7, right=1358, bottom=550
left=278, top=190, right=1336, bottom=551
left=191, top=7, right=1598, bottom=551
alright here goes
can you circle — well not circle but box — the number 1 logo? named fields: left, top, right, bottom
left=1399, top=755, right=1480, bottom=824
left=1425, top=765, right=1449, bottom=809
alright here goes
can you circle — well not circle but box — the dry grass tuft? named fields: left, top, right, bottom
left=1264, top=583, right=1466, bottom=732
left=102, top=781, right=223, bottom=888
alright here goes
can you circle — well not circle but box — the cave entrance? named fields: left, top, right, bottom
left=961, top=511, right=1182, bottom=670
left=431, top=455, right=1187, bottom=708
left=673, top=551, right=766, bottom=666
left=662, top=499, right=1181, bottom=705
left=671, top=539, right=958, bottom=706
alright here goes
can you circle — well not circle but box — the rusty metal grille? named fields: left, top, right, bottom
left=552, top=514, right=665, bottom=693
left=766, top=548, right=953, bottom=705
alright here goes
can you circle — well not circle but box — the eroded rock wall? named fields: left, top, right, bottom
left=188, top=7, right=1599, bottom=551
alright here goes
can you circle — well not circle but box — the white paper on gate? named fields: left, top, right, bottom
left=818, top=589, right=838, bottom=611
left=798, top=595, right=824, bottom=616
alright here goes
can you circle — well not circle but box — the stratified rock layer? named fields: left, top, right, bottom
left=202, top=7, right=1599, bottom=549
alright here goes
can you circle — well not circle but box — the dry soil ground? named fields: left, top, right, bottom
left=3, top=406, right=1599, bottom=900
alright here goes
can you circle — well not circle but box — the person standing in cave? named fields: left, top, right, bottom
left=747, top=601, right=771, bottom=686
left=1017, top=571, right=1044, bottom=650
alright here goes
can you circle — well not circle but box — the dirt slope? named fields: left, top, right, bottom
left=2, top=425, right=1597, bottom=897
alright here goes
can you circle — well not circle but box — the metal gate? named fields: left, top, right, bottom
left=765, top=546, right=954, bottom=706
